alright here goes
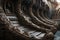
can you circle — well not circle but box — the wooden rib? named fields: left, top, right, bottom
left=14, top=0, right=51, bottom=33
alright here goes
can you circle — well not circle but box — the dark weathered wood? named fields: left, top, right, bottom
left=0, top=0, right=59, bottom=40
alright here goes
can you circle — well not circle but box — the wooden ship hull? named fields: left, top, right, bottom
left=0, top=0, right=58, bottom=40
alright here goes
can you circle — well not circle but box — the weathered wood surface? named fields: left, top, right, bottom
left=0, top=0, right=59, bottom=40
